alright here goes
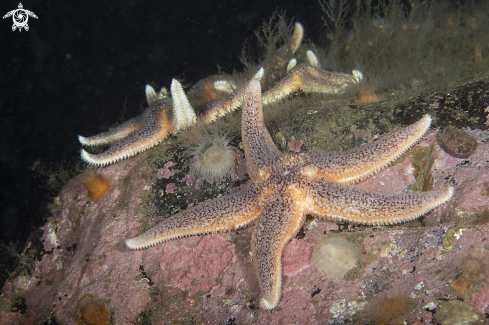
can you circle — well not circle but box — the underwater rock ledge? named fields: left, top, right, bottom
left=1, top=129, right=489, bottom=324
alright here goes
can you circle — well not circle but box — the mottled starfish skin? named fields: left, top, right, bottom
left=126, top=76, right=453, bottom=310
left=262, top=64, right=360, bottom=105
left=186, top=74, right=231, bottom=107
left=80, top=78, right=198, bottom=166
left=78, top=113, right=147, bottom=147
left=260, top=22, right=304, bottom=87
left=196, top=64, right=360, bottom=124
left=81, top=100, right=174, bottom=166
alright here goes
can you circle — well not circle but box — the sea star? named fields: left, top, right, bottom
left=125, top=69, right=453, bottom=310
left=78, top=22, right=362, bottom=166
left=196, top=63, right=362, bottom=124
left=79, top=79, right=196, bottom=166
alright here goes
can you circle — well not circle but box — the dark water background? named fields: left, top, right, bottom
left=0, top=0, right=330, bottom=268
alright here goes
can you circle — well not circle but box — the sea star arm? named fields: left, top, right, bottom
left=306, top=50, right=320, bottom=68
left=251, top=194, right=306, bottom=310
left=186, top=74, right=233, bottom=107
left=78, top=113, right=147, bottom=147
left=262, top=64, right=362, bottom=105
left=170, top=79, right=197, bottom=131
left=146, top=85, right=170, bottom=105
left=81, top=101, right=174, bottom=166
left=242, top=77, right=283, bottom=180
left=187, top=63, right=360, bottom=124
left=261, top=22, right=304, bottom=83
left=80, top=79, right=196, bottom=166
left=195, top=69, right=266, bottom=124
left=289, top=22, right=304, bottom=53
left=195, top=86, right=247, bottom=124
left=145, top=85, right=159, bottom=105
left=303, top=115, right=432, bottom=184
left=125, top=184, right=262, bottom=249
left=193, top=23, right=303, bottom=124
left=307, top=179, right=453, bottom=225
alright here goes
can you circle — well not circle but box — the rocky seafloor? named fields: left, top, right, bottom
left=1, top=110, right=489, bottom=325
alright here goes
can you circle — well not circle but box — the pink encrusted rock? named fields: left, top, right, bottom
left=159, top=235, right=235, bottom=295
left=2, top=130, right=489, bottom=324
left=282, top=238, right=312, bottom=276
left=165, top=182, right=175, bottom=194
left=40, top=222, right=59, bottom=252
left=287, top=136, right=304, bottom=152
left=157, top=161, right=179, bottom=179
left=359, top=129, right=489, bottom=213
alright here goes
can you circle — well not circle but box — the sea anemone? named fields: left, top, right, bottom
left=344, top=76, right=383, bottom=105
left=81, top=171, right=110, bottom=203
left=449, top=252, right=488, bottom=297
left=356, top=84, right=383, bottom=104
left=355, top=285, right=416, bottom=325
left=183, top=124, right=237, bottom=185
left=310, top=236, right=359, bottom=278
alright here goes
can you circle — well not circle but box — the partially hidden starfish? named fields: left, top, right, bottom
left=125, top=68, right=453, bottom=310
left=78, top=22, right=363, bottom=166
left=79, top=79, right=197, bottom=165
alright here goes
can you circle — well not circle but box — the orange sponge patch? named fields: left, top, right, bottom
left=82, top=171, right=110, bottom=203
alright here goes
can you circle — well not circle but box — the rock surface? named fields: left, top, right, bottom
left=1, top=130, right=489, bottom=324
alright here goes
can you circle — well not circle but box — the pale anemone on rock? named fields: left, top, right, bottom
left=310, top=236, right=359, bottom=278
left=183, top=125, right=236, bottom=185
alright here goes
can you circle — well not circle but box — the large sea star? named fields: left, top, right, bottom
left=78, top=22, right=363, bottom=166
left=125, top=69, right=453, bottom=310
